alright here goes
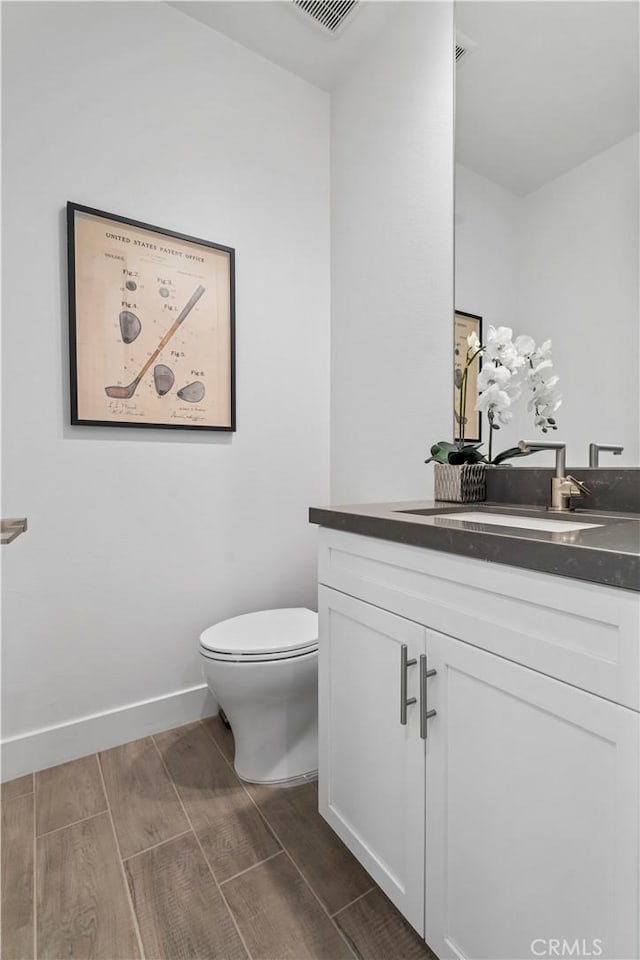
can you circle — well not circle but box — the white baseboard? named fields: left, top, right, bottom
left=1, top=684, right=218, bottom=781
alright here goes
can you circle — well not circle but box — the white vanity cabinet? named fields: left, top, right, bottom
left=317, top=528, right=640, bottom=960
left=318, top=586, right=427, bottom=930
left=425, top=629, right=639, bottom=960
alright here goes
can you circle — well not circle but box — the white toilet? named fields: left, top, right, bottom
left=199, top=608, right=318, bottom=784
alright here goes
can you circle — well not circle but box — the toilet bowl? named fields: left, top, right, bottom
left=200, top=608, right=318, bottom=784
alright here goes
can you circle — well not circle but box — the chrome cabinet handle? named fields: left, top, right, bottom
left=400, top=644, right=417, bottom=725
left=419, top=654, right=437, bottom=739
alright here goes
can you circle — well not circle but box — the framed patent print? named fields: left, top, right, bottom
left=68, top=202, right=235, bottom=431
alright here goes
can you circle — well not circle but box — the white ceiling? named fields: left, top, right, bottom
left=455, top=1, right=640, bottom=195
left=168, top=1, right=401, bottom=91
left=170, top=1, right=639, bottom=195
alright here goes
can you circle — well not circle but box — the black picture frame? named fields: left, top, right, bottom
left=454, top=309, right=482, bottom=444
left=68, top=202, right=236, bottom=432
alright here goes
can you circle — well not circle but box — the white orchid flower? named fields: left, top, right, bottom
left=477, top=364, right=511, bottom=391
left=503, top=345, right=525, bottom=372
left=505, top=380, right=522, bottom=403
left=467, top=331, right=481, bottom=352
left=539, top=396, right=562, bottom=415
left=535, top=340, right=552, bottom=361
left=486, top=325, right=513, bottom=345
left=450, top=322, right=560, bottom=455
left=515, top=334, right=536, bottom=357
left=529, top=358, right=553, bottom=378
left=475, top=383, right=511, bottom=414
left=495, top=408, right=513, bottom=426
left=528, top=387, right=561, bottom=409
left=484, top=326, right=525, bottom=373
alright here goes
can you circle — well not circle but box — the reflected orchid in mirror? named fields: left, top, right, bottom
left=426, top=325, right=561, bottom=467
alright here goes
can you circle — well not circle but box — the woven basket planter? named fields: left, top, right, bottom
left=434, top=463, right=487, bottom=503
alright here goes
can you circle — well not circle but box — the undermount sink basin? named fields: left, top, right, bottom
left=433, top=512, right=602, bottom=533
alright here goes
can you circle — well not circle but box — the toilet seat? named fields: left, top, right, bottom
left=200, top=644, right=318, bottom=663
left=200, top=607, right=319, bottom=782
left=199, top=607, right=318, bottom=663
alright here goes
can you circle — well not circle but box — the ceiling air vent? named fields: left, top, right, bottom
left=292, top=0, right=360, bottom=36
left=456, top=30, right=478, bottom=65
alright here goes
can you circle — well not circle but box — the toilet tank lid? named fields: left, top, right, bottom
left=200, top=607, right=318, bottom=656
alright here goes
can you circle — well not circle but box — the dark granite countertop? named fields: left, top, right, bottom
left=309, top=500, right=640, bottom=592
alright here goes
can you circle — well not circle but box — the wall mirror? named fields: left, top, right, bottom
left=454, top=1, right=639, bottom=467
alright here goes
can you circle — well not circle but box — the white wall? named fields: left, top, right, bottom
left=455, top=164, right=519, bottom=334
left=455, top=133, right=639, bottom=466
left=517, top=133, right=639, bottom=467
left=454, top=163, right=522, bottom=460
left=1, top=1, right=330, bottom=775
left=330, top=2, right=455, bottom=503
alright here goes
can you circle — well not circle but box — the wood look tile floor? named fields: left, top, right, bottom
left=1, top=718, right=439, bottom=960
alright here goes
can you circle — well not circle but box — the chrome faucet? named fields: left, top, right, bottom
left=589, top=443, right=623, bottom=467
left=518, top=441, right=590, bottom=512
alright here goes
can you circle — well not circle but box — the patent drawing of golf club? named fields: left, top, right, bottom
left=153, top=364, right=175, bottom=396
left=119, top=310, right=141, bottom=344
left=177, top=380, right=205, bottom=403
left=105, top=284, right=205, bottom=400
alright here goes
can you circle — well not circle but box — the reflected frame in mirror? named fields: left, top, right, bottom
left=454, top=309, right=482, bottom=443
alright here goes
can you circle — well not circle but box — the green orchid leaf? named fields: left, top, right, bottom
left=449, top=447, right=487, bottom=465
left=425, top=441, right=486, bottom=465
left=433, top=441, right=458, bottom=455
left=428, top=442, right=456, bottom=463
left=492, top=446, right=538, bottom=465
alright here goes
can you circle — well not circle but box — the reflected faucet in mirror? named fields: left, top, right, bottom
left=589, top=443, right=624, bottom=468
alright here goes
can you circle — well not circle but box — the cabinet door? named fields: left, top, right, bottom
left=425, top=629, right=640, bottom=960
left=318, top=586, right=426, bottom=933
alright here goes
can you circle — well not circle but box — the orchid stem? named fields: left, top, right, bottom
left=458, top=369, right=467, bottom=447
left=458, top=346, right=484, bottom=449
left=488, top=412, right=494, bottom=463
